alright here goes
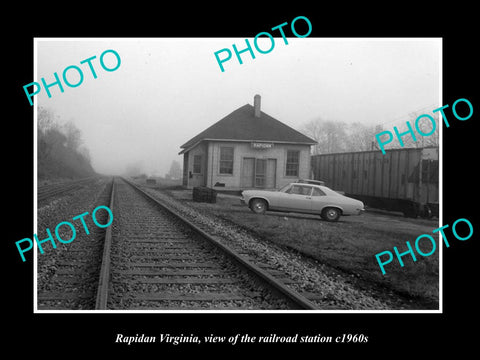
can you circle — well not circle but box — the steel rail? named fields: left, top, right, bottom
left=122, top=177, right=318, bottom=310
left=37, top=177, right=98, bottom=203
left=95, top=177, right=116, bottom=310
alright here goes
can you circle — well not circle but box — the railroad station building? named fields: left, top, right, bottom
left=179, top=95, right=317, bottom=190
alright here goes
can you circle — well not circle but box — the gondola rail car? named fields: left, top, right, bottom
left=311, top=147, right=439, bottom=218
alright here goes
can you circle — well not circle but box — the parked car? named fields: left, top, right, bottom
left=240, top=182, right=364, bottom=222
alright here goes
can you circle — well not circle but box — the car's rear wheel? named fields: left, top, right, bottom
left=321, top=207, right=341, bottom=222
left=250, top=199, right=267, bottom=214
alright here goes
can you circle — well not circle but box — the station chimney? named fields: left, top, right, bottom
left=254, top=94, right=261, bottom=118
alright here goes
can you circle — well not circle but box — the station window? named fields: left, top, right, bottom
left=286, top=150, right=300, bottom=177
left=193, top=155, right=202, bottom=174
left=219, top=147, right=234, bottom=174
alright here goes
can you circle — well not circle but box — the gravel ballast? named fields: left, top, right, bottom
left=139, top=185, right=412, bottom=310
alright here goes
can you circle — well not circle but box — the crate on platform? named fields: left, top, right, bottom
left=192, top=186, right=217, bottom=203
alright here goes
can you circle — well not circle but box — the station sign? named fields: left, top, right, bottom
left=251, top=142, right=274, bottom=150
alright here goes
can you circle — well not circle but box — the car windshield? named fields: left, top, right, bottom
left=278, top=184, right=292, bottom=192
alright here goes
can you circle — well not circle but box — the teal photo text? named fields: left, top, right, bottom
left=214, top=16, right=312, bottom=73
left=375, top=98, right=473, bottom=154
left=23, top=49, right=121, bottom=106
left=16, top=205, right=113, bottom=262
left=375, top=217, right=473, bottom=275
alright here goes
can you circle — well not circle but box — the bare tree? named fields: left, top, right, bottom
left=37, top=107, right=95, bottom=179
left=302, top=118, right=350, bottom=154
left=345, top=122, right=378, bottom=152
left=323, top=121, right=348, bottom=153
left=303, top=107, right=439, bottom=156
left=63, top=121, right=83, bottom=151
left=377, top=110, right=440, bottom=152
left=167, top=160, right=182, bottom=180
left=78, top=145, right=91, bottom=163
left=302, top=119, right=323, bottom=155
left=38, top=106, right=55, bottom=134
left=408, top=111, right=439, bottom=148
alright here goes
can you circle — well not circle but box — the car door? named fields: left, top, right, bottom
left=277, top=184, right=313, bottom=212
left=310, top=187, right=331, bottom=213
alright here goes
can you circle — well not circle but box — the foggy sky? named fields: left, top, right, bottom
left=35, top=38, right=441, bottom=176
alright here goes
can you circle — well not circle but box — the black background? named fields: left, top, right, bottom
left=5, top=4, right=478, bottom=356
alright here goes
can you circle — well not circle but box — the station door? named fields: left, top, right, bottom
left=241, top=158, right=276, bottom=188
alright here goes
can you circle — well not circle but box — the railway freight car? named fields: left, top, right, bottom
left=311, top=147, right=439, bottom=218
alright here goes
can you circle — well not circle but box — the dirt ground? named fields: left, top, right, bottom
left=160, top=188, right=440, bottom=308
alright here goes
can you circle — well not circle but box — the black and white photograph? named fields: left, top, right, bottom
left=5, top=6, right=478, bottom=355
left=33, top=38, right=441, bottom=312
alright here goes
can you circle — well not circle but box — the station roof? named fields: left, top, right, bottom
left=179, top=104, right=317, bottom=154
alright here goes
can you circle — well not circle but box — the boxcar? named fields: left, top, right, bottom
left=311, top=147, right=439, bottom=218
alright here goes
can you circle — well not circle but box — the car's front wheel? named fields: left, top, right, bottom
left=321, top=207, right=341, bottom=222
left=250, top=199, right=267, bottom=214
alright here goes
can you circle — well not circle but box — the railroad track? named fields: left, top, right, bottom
left=38, top=176, right=318, bottom=310
left=99, top=177, right=317, bottom=310
left=37, top=178, right=114, bottom=310
left=37, top=177, right=97, bottom=206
